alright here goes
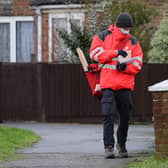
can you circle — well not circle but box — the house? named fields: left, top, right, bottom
left=0, top=0, right=167, bottom=63
left=30, top=0, right=87, bottom=63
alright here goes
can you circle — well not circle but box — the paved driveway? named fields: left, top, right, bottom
left=0, top=122, right=154, bottom=168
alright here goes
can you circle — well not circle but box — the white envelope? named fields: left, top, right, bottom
left=118, top=51, right=131, bottom=63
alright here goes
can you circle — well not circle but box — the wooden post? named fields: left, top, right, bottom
left=76, top=48, right=88, bottom=72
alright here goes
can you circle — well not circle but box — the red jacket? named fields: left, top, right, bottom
left=89, top=25, right=143, bottom=91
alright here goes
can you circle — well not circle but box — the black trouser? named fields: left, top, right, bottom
left=101, top=88, right=133, bottom=148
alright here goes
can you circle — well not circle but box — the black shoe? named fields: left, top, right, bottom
left=116, top=144, right=128, bottom=158
left=104, top=145, right=115, bottom=159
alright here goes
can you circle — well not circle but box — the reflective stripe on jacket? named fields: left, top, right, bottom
left=89, top=25, right=143, bottom=91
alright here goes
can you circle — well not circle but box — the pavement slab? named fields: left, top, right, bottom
left=0, top=122, right=155, bottom=168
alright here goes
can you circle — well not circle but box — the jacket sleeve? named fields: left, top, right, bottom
left=89, top=35, right=118, bottom=64
left=123, top=42, right=143, bottom=75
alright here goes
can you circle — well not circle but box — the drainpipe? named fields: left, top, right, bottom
left=36, top=8, right=42, bottom=62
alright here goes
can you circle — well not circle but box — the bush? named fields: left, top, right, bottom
left=148, top=15, right=168, bottom=63
left=58, top=20, right=93, bottom=63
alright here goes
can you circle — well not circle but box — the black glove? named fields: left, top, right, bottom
left=118, top=50, right=128, bottom=57
left=116, top=62, right=127, bottom=71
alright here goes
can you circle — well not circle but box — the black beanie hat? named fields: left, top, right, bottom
left=116, top=12, right=133, bottom=28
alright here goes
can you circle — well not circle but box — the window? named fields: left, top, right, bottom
left=16, top=21, right=34, bottom=62
left=49, top=13, right=84, bottom=63
left=0, top=17, right=34, bottom=62
left=0, top=23, right=10, bottom=62
left=52, top=17, right=68, bottom=62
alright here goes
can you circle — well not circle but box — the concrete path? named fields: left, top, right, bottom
left=0, top=122, right=154, bottom=168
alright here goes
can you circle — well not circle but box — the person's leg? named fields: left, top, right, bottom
left=101, top=89, right=117, bottom=158
left=116, top=89, right=133, bottom=157
left=103, top=115, right=115, bottom=147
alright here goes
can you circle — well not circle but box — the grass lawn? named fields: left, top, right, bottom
left=128, top=156, right=168, bottom=168
left=0, top=125, right=40, bottom=160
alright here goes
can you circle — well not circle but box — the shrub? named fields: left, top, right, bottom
left=58, top=20, right=93, bottom=63
left=148, top=15, right=168, bottom=63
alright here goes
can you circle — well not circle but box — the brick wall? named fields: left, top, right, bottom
left=152, top=92, right=168, bottom=157
left=0, top=0, right=35, bottom=16
left=0, top=0, right=13, bottom=16
left=42, top=13, right=49, bottom=62
left=149, top=0, right=168, bottom=26
left=13, top=0, right=34, bottom=16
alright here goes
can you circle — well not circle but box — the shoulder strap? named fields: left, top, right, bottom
left=97, top=30, right=112, bottom=41
left=130, top=36, right=138, bottom=45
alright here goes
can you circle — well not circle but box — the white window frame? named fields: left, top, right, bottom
left=48, top=12, right=85, bottom=62
left=0, top=16, right=34, bottom=62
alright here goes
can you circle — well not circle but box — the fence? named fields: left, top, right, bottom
left=0, top=63, right=168, bottom=123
